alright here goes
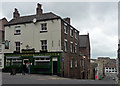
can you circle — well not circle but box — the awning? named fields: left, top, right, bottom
left=6, top=56, right=21, bottom=59
left=33, top=56, right=50, bottom=58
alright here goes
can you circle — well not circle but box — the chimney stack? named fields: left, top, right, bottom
left=13, top=8, right=20, bottom=19
left=64, top=17, right=70, bottom=24
left=36, top=3, right=43, bottom=15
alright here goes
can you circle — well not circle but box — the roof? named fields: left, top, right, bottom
left=5, top=12, right=60, bottom=26
left=79, top=35, right=89, bottom=48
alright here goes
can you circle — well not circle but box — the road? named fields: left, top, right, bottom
left=2, top=73, right=118, bottom=84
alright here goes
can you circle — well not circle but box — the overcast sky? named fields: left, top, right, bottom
left=0, top=2, right=118, bottom=59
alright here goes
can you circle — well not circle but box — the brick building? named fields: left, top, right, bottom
left=3, top=3, right=83, bottom=78
left=79, top=34, right=91, bottom=79
left=0, top=18, right=8, bottom=69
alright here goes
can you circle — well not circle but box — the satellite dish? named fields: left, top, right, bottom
left=33, top=18, right=37, bottom=23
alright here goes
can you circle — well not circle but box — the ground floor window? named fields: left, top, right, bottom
left=6, top=59, right=10, bottom=66
left=12, top=58, right=22, bottom=66
left=0, top=59, right=2, bottom=66
left=34, top=58, right=50, bottom=66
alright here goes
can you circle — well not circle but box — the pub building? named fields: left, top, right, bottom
left=3, top=3, right=90, bottom=79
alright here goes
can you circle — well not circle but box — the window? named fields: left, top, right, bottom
left=80, top=60, right=82, bottom=67
left=6, top=59, right=10, bottom=66
left=70, top=28, right=73, bottom=37
left=70, top=60, right=72, bottom=68
left=12, top=59, right=22, bottom=66
left=75, top=30, right=77, bottom=39
left=75, top=60, right=77, bottom=68
left=64, top=23, right=67, bottom=34
left=64, top=39, right=67, bottom=52
left=15, top=26, right=21, bottom=35
left=83, top=60, right=85, bottom=67
left=75, top=43, right=77, bottom=53
left=41, top=40, right=47, bottom=51
left=70, top=41, right=73, bottom=53
left=41, top=23, right=47, bottom=31
left=0, top=45, right=1, bottom=52
left=34, top=57, right=50, bottom=66
left=0, top=59, right=2, bottom=66
left=15, top=42, right=20, bottom=52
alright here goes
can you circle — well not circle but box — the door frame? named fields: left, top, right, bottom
left=52, top=57, right=58, bottom=75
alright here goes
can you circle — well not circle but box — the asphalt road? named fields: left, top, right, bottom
left=2, top=73, right=117, bottom=84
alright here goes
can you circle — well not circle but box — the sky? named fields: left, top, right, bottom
left=0, top=2, right=118, bottom=59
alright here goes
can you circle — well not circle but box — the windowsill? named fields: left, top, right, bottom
left=64, top=51, right=67, bottom=53
left=14, top=51, right=20, bottom=53
left=40, top=30, right=48, bottom=33
left=14, top=33, right=21, bottom=35
left=70, top=35, right=73, bottom=38
left=64, top=32, right=68, bottom=35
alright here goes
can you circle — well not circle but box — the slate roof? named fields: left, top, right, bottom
left=79, top=35, right=89, bottom=48
left=5, top=12, right=60, bottom=26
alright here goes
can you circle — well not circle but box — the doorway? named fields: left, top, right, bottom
left=23, top=59, right=29, bottom=64
left=52, top=58, right=57, bottom=75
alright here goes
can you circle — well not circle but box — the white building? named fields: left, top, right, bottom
left=105, top=67, right=117, bottom=74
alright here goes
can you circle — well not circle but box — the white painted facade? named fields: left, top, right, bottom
left=4, top=19, right=62, bottom=53
left=105, top=67, right=117, bottom=74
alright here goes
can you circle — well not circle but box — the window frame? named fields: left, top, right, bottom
left=41, top=40, right=47, bottom=51
left=40, top=23, right=47, bottom=33
left=15, top=42, right=20, bottom=52
left=70, top=60, right=73, bottom=68
left=70, top=41, right=73, bottom=53
left=64, top=23, right=67, bottom=34
left=14, top=26, right=21, bottom=35
left=64, top=39, right=67, bottom=52
left=75, top=30, right=77, bottom=39
left=75, top=43, right=77, bottom=53
left=75, top=60, right=77, bottom=68
left=70, top=27, right=73, bottom=37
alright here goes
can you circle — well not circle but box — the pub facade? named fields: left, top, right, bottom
left=3, top=3, right=90, bottom=79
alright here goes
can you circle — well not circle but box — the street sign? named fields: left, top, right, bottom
left=62, top=58, right=64, bottom=62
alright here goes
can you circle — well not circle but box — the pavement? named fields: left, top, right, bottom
left=2, top=72, right=118, bottom=84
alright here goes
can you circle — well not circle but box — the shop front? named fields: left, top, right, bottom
left=4, top=52, right=62, bottom=75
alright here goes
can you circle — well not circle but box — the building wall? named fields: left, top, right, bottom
left=0, top=18, right=8, bottom=69
left=4, top=19, right=61, bottom=53
left=79, top=48, right=90, bottom=79
left=61, top=20, right=79, bottom=78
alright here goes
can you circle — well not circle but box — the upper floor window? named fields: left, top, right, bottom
left=41, top=40, right=47, bottom=51
left=75, top=30, right=77, bottom=39
left=75, top=43, right=77, bottom=53
left=64, top=39, right=67, bottom=52
left=70, top=60, right=73, bottom=68
left=14, top=26, right=21, bottom=35
left=15, top=42, right=20, bottom=52
left=64, top=23, right=67, bottom=34
left=70, top=27, right=73, bottom=37
left=75, top=60, right=77, bottom=68
left=70, top=41, right=73, bottom=53
left=41, top=23, right=47, bottom=30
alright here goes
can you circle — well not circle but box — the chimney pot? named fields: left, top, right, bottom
left=13, top=8, right=20, bottom=19
left=64, top=17, right=70, bottom=24
left=36, top=3, right=43, bottom=15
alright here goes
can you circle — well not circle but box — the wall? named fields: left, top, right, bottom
left=4, top=19, right=61, bottom=53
